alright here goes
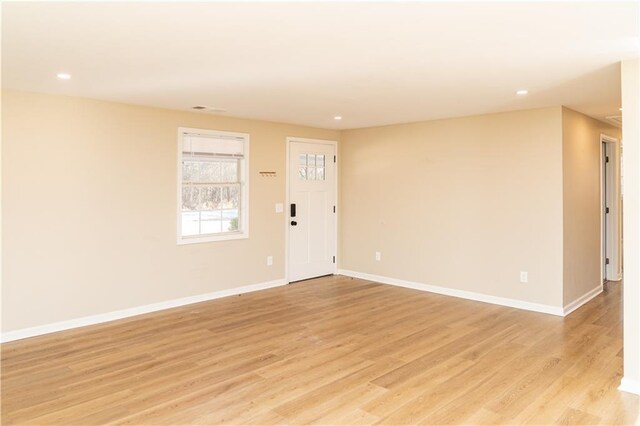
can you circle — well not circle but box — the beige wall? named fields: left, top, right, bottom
left=1, top=89, right=339, bottom=332
left=561, top=107, right=621, bottom=306
left=2, top=89, right=624, bottom=334
left=339, top=108, right=565, bottom=307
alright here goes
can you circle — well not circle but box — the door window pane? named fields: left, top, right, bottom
left=298, top=153, right=327, bottom=181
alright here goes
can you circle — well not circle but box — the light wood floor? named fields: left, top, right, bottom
left=2, top=276, right=638, bottom=425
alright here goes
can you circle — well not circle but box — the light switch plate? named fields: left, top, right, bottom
left=275, top=203, right=284, bottom=213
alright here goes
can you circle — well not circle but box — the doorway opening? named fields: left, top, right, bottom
left=601, top=134, right=622, bottom=283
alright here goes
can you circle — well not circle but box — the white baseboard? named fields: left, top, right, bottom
left=562, top=285, right=603, bottom=316
left=1, top=278, right=287, bottom=343
left=338, top=269, right=564, bottom=316
left=619, top=377, right=640, bottom=395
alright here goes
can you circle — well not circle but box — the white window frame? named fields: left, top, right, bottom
left=177, top=127, right=250, bottom=245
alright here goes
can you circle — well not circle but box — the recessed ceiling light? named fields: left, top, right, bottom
left=516, top=89, right=528, bottom=96
left=334, top=116, right=342, bottom=120
left=56, top=73, right=71, bottom=80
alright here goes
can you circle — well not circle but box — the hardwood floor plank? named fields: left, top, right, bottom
left=555, top=408, right=602, bottom=425
left=376, top=340, right=526, bottom=425
left=362, top=354, right=474, bottom=418
left=273, top=357, right=401, bottom=419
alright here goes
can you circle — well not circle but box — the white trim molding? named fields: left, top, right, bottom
left=618, top=377, right=640, bottom=395
left=338, top=269, right=564, bottom=316
left=562, top=285, right=603, bottom=317
left=1, top=278, right=287, bottom=343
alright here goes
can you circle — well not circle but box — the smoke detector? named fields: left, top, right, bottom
left=191, top=106, right=227, bottom=113
left=605, top=115, right=622, bottom=127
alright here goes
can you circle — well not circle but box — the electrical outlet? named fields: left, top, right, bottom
left=267, top=256, right=273, bottom=266
left=520, top=271, right=528, bottom=283
left=375, top=251, right=382, bottom=261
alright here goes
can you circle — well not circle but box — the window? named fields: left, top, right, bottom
left=177, top=127, right=249, bottom=244
left=299, top=153, right=326, bottom=181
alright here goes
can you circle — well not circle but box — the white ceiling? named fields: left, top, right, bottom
left=2, top=2, right=638, bottom=129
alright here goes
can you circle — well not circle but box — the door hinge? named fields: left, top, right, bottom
left=334, top=155, right=336, bottom=163
left=333, top=205, right=336, bottom=213
left=606, top=207, right=610, bottom=214
left=606, top=156, right=610, bottom=163
left=333, top=256, right=336, bottom=263
left=606, top=258, right=610, bottom=265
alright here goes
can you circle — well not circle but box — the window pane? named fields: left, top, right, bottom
left=221, top=161, right=238, bottom=183
left=218, top=185, right=240, bottom=232
left=182, top=186, right=200, bottom=211
left=182, top=161, right=199, bottom=182
left=182, top=186, right=192, bottom=210
left=181, top=212, right=200, bottom=236
left=317, top=155, right=325, bottom=166
left=221, top=185, right=240, bottom=209
left=200, top=186, right=212, bottom=210
left=222, top=209, right=239, bottom=232
left=317, top=167, right=325, bottom=180
left=200, top=186, right=222, bottom=210
left=308, top=154, right=316, bottom=167
left=195, top=186, right=204, bottom=210
left=201, top=210, right=222, bottom=234
left=212, top=187, right=222, bottom=209
left=299, top=167, right=307, bottom=180
left=199, top=161, right=221, bottom=183
left=229, top=185, right=240, bottom=209
left=308, top=167, right=316, bottom=180
left=299, top=154, right=307, bottom=166
left=212, top=161, right=223, bottom=182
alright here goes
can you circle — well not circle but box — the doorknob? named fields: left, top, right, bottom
left=291, top=221, right=297, bottom=226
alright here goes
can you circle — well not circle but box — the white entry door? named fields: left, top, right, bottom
left=288, top=139, right=337, bottom=282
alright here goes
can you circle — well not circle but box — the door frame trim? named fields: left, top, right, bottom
left=285, top=137, right=338, bottom=283
left=600, top=133, right=622, bottom=281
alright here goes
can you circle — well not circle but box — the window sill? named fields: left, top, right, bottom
left=177, top=232, right=248, bottom=245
